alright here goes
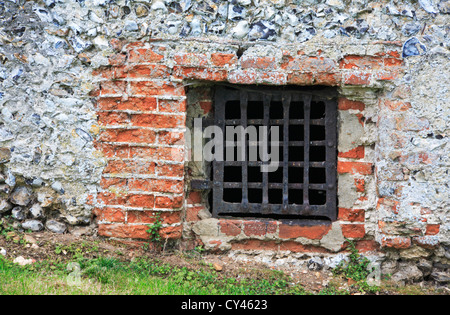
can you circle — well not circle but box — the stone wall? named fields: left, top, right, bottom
left=0, top=0, right=448, bottom=273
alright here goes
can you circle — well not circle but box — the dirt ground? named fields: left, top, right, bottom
left=0, top=230, right=445, bottom=295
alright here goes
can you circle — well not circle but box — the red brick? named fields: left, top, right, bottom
left=314, top=72, right=341, bottom=86
left=243, top=221, right=277, bottom=237
left=104, top=159, right=156, bottom=175
left=97, top=192, right=155, bottom=208
left=174, top=53, right=208, bottom=67
left=130, top=146, right=184, bottom=162
left=337, top=161, right=373, bottom=175
left=126, top=64, right=170, bottom=79
left=338, top=98, right=365, bottom=111
left=93, top=66, right=119, bottom=80
left=157, top=131, right=185, bottom=146
left=339, top=55, right=383, bottom=70
left=338, top=146, right=365, bottom=159
left=199, top=101, right=212, bottom=115
left=127, top=210, right=181, bottom=225
left=130, top=113, right=185, bottom=128
left=338, top=208, right=365, bottom=222
left=96, top=97, right=157, bottom=112
left=211, top=53, right=237, bottom=67
left=343, top=72, right=372, bottom=85
left=158, top=99, right=187, bottom=113
left=173, top=66, right=228, bottom=81
left=98, top=223, right=149, bottom=239
left=219, top=220, right=242, bottom=237
left=97, top=111, right=130, bottom=126
left=128, top=48, right=164, bottom=63
left=100, top=80, right=127, bottom=96
left=355, top=240, right=380, bottom=253
left=374, top=70, right=399, bottom=81
left=99, top=177, right=127, bottom=190
left=130, top=81, right=185, bottom=96
left=185, top=206, right=204, bottom=222
left=284, top=56, right=336, bottom=72
left=384, top=57, right=403, bottom=68
left=95, top=207, right=126, bottom=223
left=126, top=194, right=155, bottom=208
left=156, top=163, right=184, bottom=177
left=125, top=212, right=152, bottom=224
left=279, top=224, right=331, bottom=240
left=354, top=178, right=365, bottom=192
left=128, top=178, right=184, bottom=193
left=241, top=56, right=277, bottom=70
left=380, top=236, right=411, bottom=249
left=425, top=224, right=440, bottom=236
left=287, top=72, right=314, bottom=85
left=187, top=191, right=202, bottom=205
left=155, top=147, right=185, bottom=162
left=160, top=225, right=182, bottom=239
left=341, top=223, right=365, bottom=239
left=154, top=195, right=184, bottom=209
left=98, top=128, right=156, bottom=144
left=95, top=143, right=130, bottom=158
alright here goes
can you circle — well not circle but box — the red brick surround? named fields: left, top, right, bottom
left=90, top=39, right=412, bottom=253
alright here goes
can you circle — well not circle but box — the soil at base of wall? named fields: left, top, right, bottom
left=0, top=231, right=446, bottom=295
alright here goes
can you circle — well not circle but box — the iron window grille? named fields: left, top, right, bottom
left=192, top=85, right=338, bottom=222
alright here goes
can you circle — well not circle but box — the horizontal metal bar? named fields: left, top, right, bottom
left=223, top=119, right=325, bottom=126
left=223, top=182, right=327, bottom=190
left=190, top=179, right=212, bottom=190
left=223, top=161, right=326, bottom=167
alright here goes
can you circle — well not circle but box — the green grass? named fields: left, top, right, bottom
left=0, top=255, right=307, bottom=295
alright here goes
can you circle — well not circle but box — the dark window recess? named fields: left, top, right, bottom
left=191, top=85, right=338, bottom=222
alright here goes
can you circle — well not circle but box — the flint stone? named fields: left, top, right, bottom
left=135, top=4, right=149, bottom=17
left=402, top=37, right=427, bottom=57
left=0, top=148, right=11, bottom=163
left=307, top=257, right=324, bottom=270
left=391, top=262, right=423, bottom=284
left=10, top=186, right=33, bottom=206
left=430, top=271, right=450, bottom=284
left=323, top=253, right=349, bottom=269
left=419, top=0, right=439, bottom=14
left=11, top=206, right=27, bottom=221
left=0, top=199, right=13, bottom=214
left=439, top=0, right=450, bottom=13
left=46, top=220, right=67, bottom=234
left=22, top=220, right=44, bottom=232
left=29, top=203, right=44, bottom=219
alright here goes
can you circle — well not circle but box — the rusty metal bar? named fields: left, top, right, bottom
left=282, top=92, right=291, bottom=213
left=240, top=90, right=249, bottom=211
left=303, top=94, right=312, bottom=214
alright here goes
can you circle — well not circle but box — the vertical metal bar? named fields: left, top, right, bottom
left=212, top=88, right=226, bottom=217
left=262, top=94, right=271, bottom=211
left=282, top=92, right=291, bottom=213
left=303, top=95, right=312, bottom=213
left=325, top=99, right=337, bottom=220
left=240, top=90, right=249, bottom=211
